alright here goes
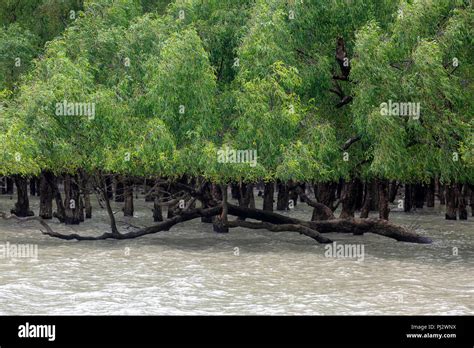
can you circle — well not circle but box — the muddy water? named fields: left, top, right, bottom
left=0, top=194, right=472, bottom=315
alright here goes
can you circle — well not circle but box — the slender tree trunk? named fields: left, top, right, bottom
left=445, top=184, right=457, bottom=220
left=39, top=171, right=53, bottom=219
left=123, top=179, right=134, bottom=217
left=263, top=182, right=274, bottom=211
left=457, top=184, right=468, bottom=220
left=64, top=174, right=82, bottom=225
left=378, top=179, right=390, bottom=220
left=11, top=175, right=34, bottom=217
left=276, top=181, right=289, bottom=210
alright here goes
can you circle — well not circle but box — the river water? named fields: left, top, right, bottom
left=0, top=193, right=472, bottom=315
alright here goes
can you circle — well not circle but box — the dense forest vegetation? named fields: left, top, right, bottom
left=0, top=0, right=472, bottom=244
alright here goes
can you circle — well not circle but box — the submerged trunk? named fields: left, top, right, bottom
left=64, top=174, right=82, bottom=225
left=378, top=179, right=390, bottom=220
left=445, top=184, right=457, bottom=220
left=39, top=171, right=53, bottom=219
left=263, top=182, right=274, bottom=211
left=11, top=175, right=34, bottom=217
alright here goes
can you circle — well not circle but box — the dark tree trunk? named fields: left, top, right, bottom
left=378, top=179, right=390, bottom=220
left=354, top=179, right=364, bottom=211
left=79, top=170, right=92, bottom=219
left=445, top=184, right=457, bottom=220
left=288, top=183, right=299, bottom=208
left=276, top=181, right=289, bottom=211
left=231, top=183, right=240, bottom=200
left=105, top=175, right=113, bottom=199
left=414, top=184, right=425, bottom=209
left=64, top=174, right=82, bottom=225
left=436, top=177, right=445, bottom=205
left=100, top=174, right=119, bottom=235
left=213, top=184, right=229, bottom=233
left=29, top=177, right=37, bottom=196
left=5, top=177, right=14, bottom=194
left=457, top=184, right=468, bottom=220
left=360, top=181, right=373, bottom=218
left=39, top=171, right=53, bottom=219
left=123, top=179, right=134, bottom=217
left=52, top=176, right=66, bottom=222
left=470, top=185, right=474, bottom=217
left=315, top=182, right=337, bottom=210
left=237, top=183, right=254, bottom=221
left=370, top=180, right=379, bottom=211
left=339, top=179, right=357, bottom=219
left=426, top=179, right=435, bottom=208
left=11, top=175, right=34, bottom=217
left=389, top=181, right=399, bottom=203
left=200, top=182, right=213, bottom=223
left=404, top=184, right=413, bottom=212
left=153, top=195, right=163, bottom=222
left=115, top=178, right=124, bottom=202
left=263, top=182, right=274, bottom=211
left=145, top=178, right=155, bottom=202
